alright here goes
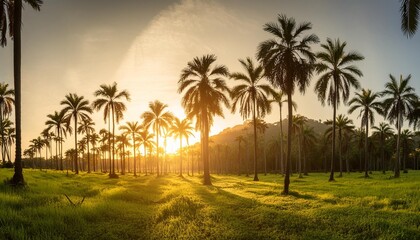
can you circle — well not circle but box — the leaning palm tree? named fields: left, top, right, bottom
left=178, top=54, right=230, bottom=185
left=61, top=93, right=92, bottom=174
left=400, top=0, right=420, bottom=37
left=314, top=38, right=364, bottom=182
left=348, top=89, right=383, bottom=178
left=169, top=117, right=194, bottom=177
left=0, top=83, right=14, bottom=164
left=45, top=110, right=69, bottom=170
left=270, top=90, right=297, bottom=175
left=230, top=57, right=275, bottom=181
left=120, top=121, right=142, bottom=176
left=92, top=82, right=130, bottom=177
left=381, top=74, right=418, bottom=178
left=9, top=0, right=43, bottom=184
left=78, top=118, right=95, bottom=173
left=257, top=14, right=318, bottom=194
left=372, top=122, right=394, bottom=174
left=141, top=100, right=174, bottom=176
left=324, top=114, right=354, bottom=176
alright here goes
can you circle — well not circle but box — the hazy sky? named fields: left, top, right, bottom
left=0, top=0, right=419, bottom=154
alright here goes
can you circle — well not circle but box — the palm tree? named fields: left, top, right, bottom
left=292, top=115, right=306, bottom=178
left=270, top=90, right=297, bottom=175
left=31, top=136, right=44, bottom=169
left=141, top=101, right=173, bottom=176
left=116, top=133, right=130, bottom=175
left=169, top=117, right=194, bottom=177
left=139, top=128, right=155, bottom=175
left=400, top=129, right=415, bottom=173
left=314, top=38, right=364, bottom=181
left=348, top=89, right=383, bottom=178
left=120, top=121, right=142, bottom=176
left=90, top=132, right=99, bottom=172
left=45, top=110, right=69, bottom=171
left=230, top=57, right=274, bottom=181
left=234, top=135, right=245, bottom=175
left=0, top=83, right=14, bottom=164
left=257, top=15, right=318, bottom=194
left=400, top=0, right=420, bottom=37
left=178, top=54, right=230, bottom=185
left=372, top=122, right=394, bottom=174
left=382, top=74, right=418, bottom=178
left=10, top=0, right=43, bottom=184
left=93, top=82, right=130, bottom=177
left=78, top=118, right=95, bottom=173
left=324, top=114, right=354, bottom=176
left=4, top=125, right=15, bottom=163
left=61, top=93, right=92, bottom=174
left=301, top=126, right=317, bottom=175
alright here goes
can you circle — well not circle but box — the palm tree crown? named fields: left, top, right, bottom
left=120, top=121, right=142, bottom=176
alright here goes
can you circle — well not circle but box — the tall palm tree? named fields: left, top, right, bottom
left=234, top=135, right=245, bottom=175
left=314, top=38, right=363, bottom=181
left=324, top=114, right=354, bottom=176
left=178, top=54, right=230, bottom=185
left=270, top=90, right=296, bottom=175
left=348, top=89, right=383, bottom=178
left=0, top=83, right=14, bottom=164
left=400, top=129, right=415, bottom=173
left=372, top=122, right=394, bottom=174
left=301, top=126, right=316, bottom=175
left=0, top=118, right=13, bottom=163
left=61, top=93, right=92, bottom=174
left=382, top=74, right=418, bottom=178
left=45, top=110, right=69, bottom=171
left=31, top=136, right=44, bottom=169
left=257, top=14, right=318, bottom=194
left=230, top=57, right=274, bottom=181
left=141, top=101, right=173, bottom=176
left=10, top=0, right=43, bottom=184
left=93, top=82, right=130, bottom=177
left=400, top=0, right=420, bottom=37
left=78, top=118, right=95, bottom=173
left=116, top=133, right=130, bottom=175
left=169, top=117, right=194, bottom=177
left=90, top=132, right=99, bottom=172
left=120, top=121, right=142, bottom=176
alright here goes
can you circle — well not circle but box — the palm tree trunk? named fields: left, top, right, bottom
left=87, top=134, right=90, bottom=173
left=329, top=87, right=337, bottom=182
left=381, top=135, right=385, bottom=174
left=364, top=112, right=369, bottom=178
left=74, top=115, right=79, bottom=174
left=395, top=112, right=401, bottom=178
left=133, top=133, right=137, bottom=176
left=282, top=92, right=293, bottom=195
left=156, top=125, right=159, bottom=176
left=11, top=0, right=24, bottom=184
left=112, top=107, right=116, bottom=176
left=1, top=105, right=5, bottom=165
left=339, top=129, right=343, bottom=177
left=298, top=132, right=302, bottom=178
left=279, top=105, right=283, bottom=175
left=203, top=110, right=211, bottom=185
left=179, top=137, right=183, bottom=177
left=253, top=98, right=259, bottom=181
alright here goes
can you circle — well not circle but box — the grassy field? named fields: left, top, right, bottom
left=0, top=169, right=419, bottom=240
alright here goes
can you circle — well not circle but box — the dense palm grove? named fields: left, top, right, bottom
left=1, top=1, right=420, bottom=195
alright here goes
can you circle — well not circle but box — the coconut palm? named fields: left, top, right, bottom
left=0, top=83, right=14, bottom=164
left=400, top=129, right=415, bottom=173
left=120, top=121, right=142, bottom=176
left=9, top=0, right=43, bottom=184
left=372, top=122, right=394, bottom=173
left=314, top=38, right=364, bottom=181
left=169, top=117, right=194, bottom=177
left=257, top=14, right=318, bottom=194
left=178, top=54, right=230, bottom=185
left=141, top=101, right=174, bottom=176
left=4, top=125, right=14, bottom=163
left=301, top=126, right=316, bottom=175
left=382, top=74, right=418, bottom=177
left=116, top=133, right=130, bottom=175
left=348, top=89, right=383, bottom=178
left=90, top=132, right=99, bottom=172
left=230, top=57, right=275, bottom=181
left=324, top=114, right=354, bottom=176
left=93, top=82, right=130, bottom=177
left=45, top=110, right=69, bottom=171
left=61, top=93, right=92, bottom=174
left=31, top=136, right=44, bottom=169
left=400, top=0, right=420, bottom=37
left=292, top=115, right=306, bottom=178
left=0, top=118, right=13, bottom=162
left=234, top=135, right=245, bottom=175
left=41, top=128, right=53, bottom=168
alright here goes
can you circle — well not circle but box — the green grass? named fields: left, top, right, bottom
left=0, top=169, right=419, bottom=240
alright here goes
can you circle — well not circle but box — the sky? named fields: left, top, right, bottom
left=0, top=0, right=419, bottom=155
